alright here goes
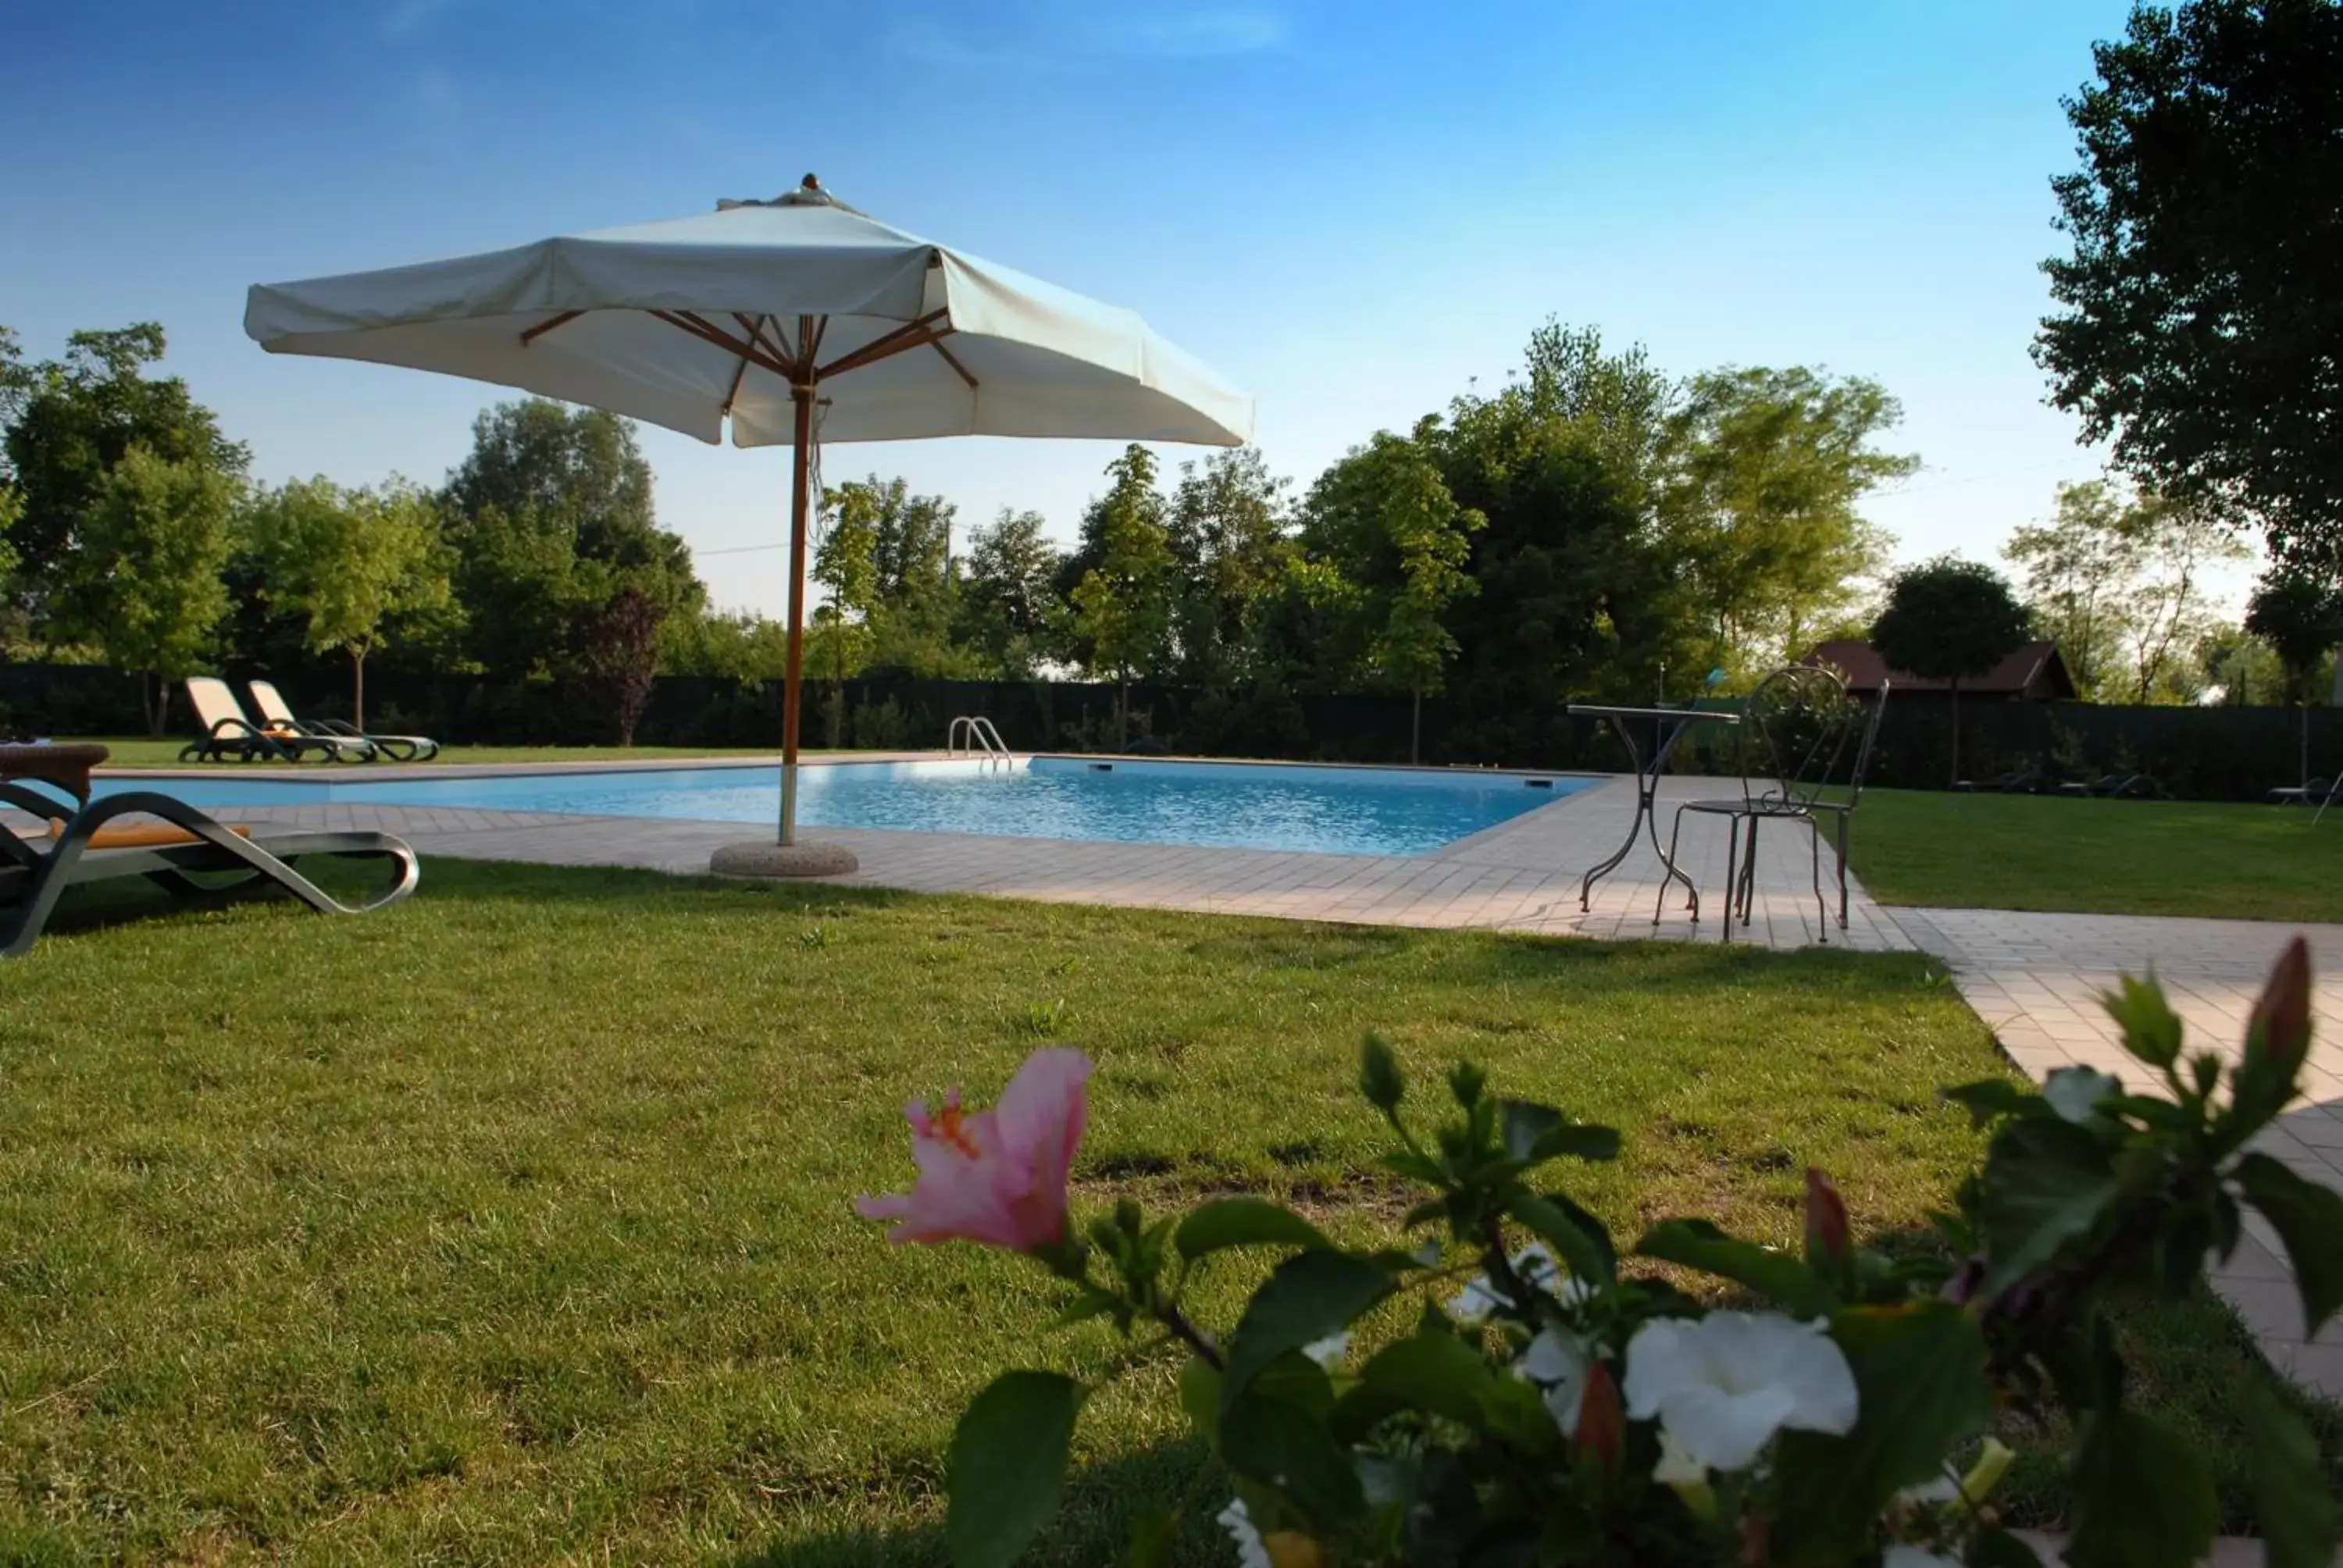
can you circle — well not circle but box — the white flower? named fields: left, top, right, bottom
left=1517, top=1327, right=1589, bottom=1436
left=1621, top=1312, right=1858, bottom=1474
left=1303, top=1332, right=1350, bottom=1371
left=1653, top=1428, right=1708, bottom=1486
left=1447, top=1243, right=1590, bottom=1322
left=1883, top=1548, right=1960, bottom=1568
left=1217, top=1499, right=1271, bottom=1568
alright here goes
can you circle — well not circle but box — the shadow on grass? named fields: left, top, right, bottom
left=729, top=1438, right=1221, bottom=1568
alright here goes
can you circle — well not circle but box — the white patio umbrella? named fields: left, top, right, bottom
left=244, top=175, right=1254, bottom=874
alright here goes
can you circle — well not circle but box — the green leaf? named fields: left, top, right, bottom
left=1499, top=1099, right=1621, bottom=1165
left=1633, top=1219, right=1838, bottom=1317
left=1508, top=1192, right=1610, bottom=1288
left=1125, top=1506, right=1177, bottom=1568
left=1964, top=1525, right=2047, bottom=1566
left=1222, top=1250, right=1393, bottom=1406
left=1352, top=1329, right=1557, bottom=1452
left=1177, top=1357, right=1222, bottom=1456
left=1054, top=1285, right=1122, bottom=1327
left=2066, top=1409, right=2216, bottom=1568
left=1359, top=1032, right=1404, bottom=1112
left=1221, top=1390, right=1364, bottom=1529
left=1979, top=1117, right=2121, bottom=1296
left=1770, top=1303, right=1994, bottom=1566
left=1534, top=1188, right=1618, bottom=1284
left=1378, top=1149, right=1446, bottom=1185
left=2245, top=1377, right=2338, bottom=1568
left=2042, top=1066, right=2124, bottom=1125
left=1175, top=1198, right=1336, bottom=1260
left=1942, top=1078, right=2046, bottom=1127
left=2234, top=1152, right=2343, bottom=1338
left=2102, top=973, right=2184, bottom=1071
left=947, top=1370, right=1086, bottom=1568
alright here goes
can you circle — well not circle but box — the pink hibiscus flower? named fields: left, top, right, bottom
left=856, top=1049, right=1091, bottom=1253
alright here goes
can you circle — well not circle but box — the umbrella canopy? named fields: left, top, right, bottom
left=244, top=177, right=1254, bottom=862
left=244, top=180, right=1253, bottom=450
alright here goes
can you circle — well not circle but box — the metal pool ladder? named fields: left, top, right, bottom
left=947, top=715, right=1011, bottom=770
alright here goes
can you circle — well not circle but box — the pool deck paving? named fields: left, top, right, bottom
left=22, top=756, right=2343, bottom=1419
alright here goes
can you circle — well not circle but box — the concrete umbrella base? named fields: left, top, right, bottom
left=708, top=840, right=860, bottom=879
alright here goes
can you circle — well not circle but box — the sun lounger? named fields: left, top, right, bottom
left=246, top=680, right=440, bottom=763
left=178, top=676, right=373, bottom=763
left=0, top=782, right=418, bottom=958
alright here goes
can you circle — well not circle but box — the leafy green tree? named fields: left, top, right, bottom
left=439, top=400, right=704, bottom=680
left=2245, top=565, right=2343, bottom=785
left=822, top=475, right=961, bottom=677
left=77, top=447, right=239, bottom=733
left=1, top=324, right=248, bottom=636
left=813, top=479, right=883, bottom=686
left=1303, top=427, right=1485, bottom=762
left=1660, top=367, right=1913, bottom=675
left=0, top=482, right=19, bottom=588
left=1870, top=558, right=2034, bottom=787
left=958, top=507, right=1065, bottom=677
left=2003, top=480, right=2142, bottom=700
left=1165, top=446, right=1293, bottom=686
left=246, top=476, right=451, bottom=729
left=2038, top=0, right=2343, bottom=576
left=1070, top=445, right=1176, bottom=743
left=1421, top=323, right=1703, bottom=755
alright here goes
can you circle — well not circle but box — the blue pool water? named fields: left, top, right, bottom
left=84, top=757, right=1596, bottom=857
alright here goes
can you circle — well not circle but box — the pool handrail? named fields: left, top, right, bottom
left=946, top=716, right=1011, bottom=770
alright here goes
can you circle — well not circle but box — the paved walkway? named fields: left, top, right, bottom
left=1896, top=908, right=2343, bottom=1400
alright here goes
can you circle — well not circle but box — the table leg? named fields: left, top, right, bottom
left=1578, top=721, right=1651, bottom=911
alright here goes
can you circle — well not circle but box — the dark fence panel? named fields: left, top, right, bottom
left=4, top=658, right=2338, bottom=800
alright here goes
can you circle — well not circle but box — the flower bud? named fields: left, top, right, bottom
left=2246, top=936, right=2313, bottom=1085
left=1804, top=1167, right=1851, bottom=1270
left=1575, top=1359, right=1624, bottom=1472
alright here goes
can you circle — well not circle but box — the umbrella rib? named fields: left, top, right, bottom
left=816, top=310, right=950, bottom=380
left=928, top=336, right=978, bottom=390
left=719, top=317, right=757, bottom=415
left=650, top=310, right=793, bottom=378
left=518, top=310, right=585, bottom=346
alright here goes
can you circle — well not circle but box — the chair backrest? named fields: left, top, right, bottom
left=1844, top=680, right=1892, bottom=807
left=246, top=680, right=298, bottom=728
left=184, top=676, right=251, bottom=734
left=1737, top=665, right=1857, bottom=809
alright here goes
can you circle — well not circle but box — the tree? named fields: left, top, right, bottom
left=2245, top=565, right=2343, bottom=785
left=1303, top=427, right=1485, bottom=762
left=958, top=508, right=1065, bottom=676
left=440, top=400, right=704, bottom=681
left=1165, top=446, right=1293, bottom=686
left=1069, top=446, right=1176, bottom=743
left=2038, top=0, right=2343, bottom=577
left=1420, top=323, right=1701, bottom=756
left=579, top=584, right=665, bottom=747
left=2003, top=480, right=2142, bottom=699
left=77, top=447, right=239, bottom=733
left=1870, top=558, right=2033, bottom=787
left=1659, top=367, right=1913, bottom=675
left=1, top=324, right=248, bottom=636
left=813, top=479, right=883, bottom=686
left=2004, top=478, right=2245, bottom=702
left=246, top=476, right=451, bottom=729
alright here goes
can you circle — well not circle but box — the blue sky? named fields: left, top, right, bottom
left=3, top=0, right=2188, bottom=620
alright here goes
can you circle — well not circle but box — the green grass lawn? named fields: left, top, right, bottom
left=61, top=737, right=863, bottom=768
left=1847, top=787, right=2343, bottom=922
left=0, top=863, right=2331, bottom=1561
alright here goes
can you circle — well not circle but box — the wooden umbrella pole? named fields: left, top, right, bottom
left=779, top=376, right=815, bottom=846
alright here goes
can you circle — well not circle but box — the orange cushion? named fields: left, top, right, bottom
left=45, top=822, right=253, bottom=850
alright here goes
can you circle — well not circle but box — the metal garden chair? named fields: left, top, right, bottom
left=1656, top=665, right=1863, bottom=943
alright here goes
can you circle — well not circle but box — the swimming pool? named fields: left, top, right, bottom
left=85, top=757, right=1597, bottom=857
